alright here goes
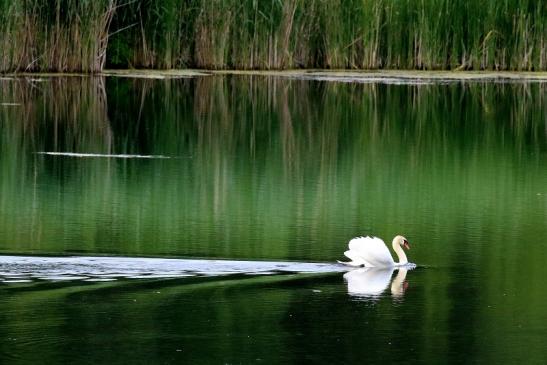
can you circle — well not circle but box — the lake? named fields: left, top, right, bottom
left=0, top=75, right=546, bottom=364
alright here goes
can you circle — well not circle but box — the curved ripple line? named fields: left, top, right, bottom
left=35, top=152, right=172, bottom=159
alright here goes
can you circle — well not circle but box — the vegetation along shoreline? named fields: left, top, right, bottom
left=1, top=0, right=546, bottom=73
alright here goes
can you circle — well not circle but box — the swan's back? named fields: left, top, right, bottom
left=344, top=236, right=395, bottom=267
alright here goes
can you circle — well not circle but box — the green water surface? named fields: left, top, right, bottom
left=0, top=76, right=546, bottom=364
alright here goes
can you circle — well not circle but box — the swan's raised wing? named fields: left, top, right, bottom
left=340, top=249, right=367, bottom=266
left=345, top=236, right=395, bottom=267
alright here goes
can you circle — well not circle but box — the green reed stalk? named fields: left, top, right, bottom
left=1, top=0, right=547, bottom=72
left=0, top=0, right=116, bottom=72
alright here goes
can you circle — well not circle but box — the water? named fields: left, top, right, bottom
left=0, top=255, right=347, bottom=282
left=0, top=75, right=546, bottom=364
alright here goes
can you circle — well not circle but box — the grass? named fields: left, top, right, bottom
left=1, top=1, right=547, bottom=72
left=0, top=0, right=116, bottom=72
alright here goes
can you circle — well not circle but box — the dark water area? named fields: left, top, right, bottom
left=0, top=75, right=546, bottom=364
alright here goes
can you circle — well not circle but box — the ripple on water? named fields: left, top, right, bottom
left=0, top=255, right=346, bottom=284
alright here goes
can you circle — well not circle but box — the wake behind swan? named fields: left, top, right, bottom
left=0, top=255, right=346, bottom=283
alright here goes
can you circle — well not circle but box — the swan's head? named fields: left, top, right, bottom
left=394, top=235, right=411, bottom=250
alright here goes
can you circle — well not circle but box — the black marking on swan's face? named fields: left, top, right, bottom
left=402, top=238, right=410, bottom=250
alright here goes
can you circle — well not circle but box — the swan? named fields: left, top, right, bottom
left=338, top=235, right=412, bottom=268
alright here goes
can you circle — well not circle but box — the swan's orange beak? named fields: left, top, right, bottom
left=403, top=240, right=410, bottom=250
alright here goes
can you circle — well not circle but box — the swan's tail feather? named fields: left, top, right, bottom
left=337, top=260, right=364, bottom=267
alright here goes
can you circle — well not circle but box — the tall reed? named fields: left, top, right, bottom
left=104, top=0, right=547, bottom=71
left=1, top=0, right=547, bottom=72
left=0, top=0, right=116, bottom=72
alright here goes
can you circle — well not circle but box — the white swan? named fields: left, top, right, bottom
left=338, top=235, right=412, bottom=267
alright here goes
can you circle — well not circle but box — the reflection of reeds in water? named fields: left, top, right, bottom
left=0, top=77, right=546, bottom=261
left=0, top=77, right=113, bottom=154
left=0, top=77, right=113, bottom=250
left=2, top=79, right=547, bottom=364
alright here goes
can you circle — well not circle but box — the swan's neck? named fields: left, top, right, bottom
left=392, top=240, right=408, bottom=265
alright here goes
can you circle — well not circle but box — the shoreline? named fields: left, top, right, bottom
left=2, top=69, right=547, bottom=82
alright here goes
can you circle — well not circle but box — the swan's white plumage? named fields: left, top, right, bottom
left=344, top=237, right=396, bottom=267
left=339, top=235, right=413, bottom=268
left=345, top=236, right=395, bottom=267
left=342, top=249, right=367, bottom=266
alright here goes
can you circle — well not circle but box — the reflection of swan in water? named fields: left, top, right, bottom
left=344, top=267, right=410, bottom=298
left=339, top=235, right=412, bottom=267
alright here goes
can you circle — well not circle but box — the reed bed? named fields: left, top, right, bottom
left=1, top=0, right=547, bottom=72
left=0, top=0, right=116, bottom=72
